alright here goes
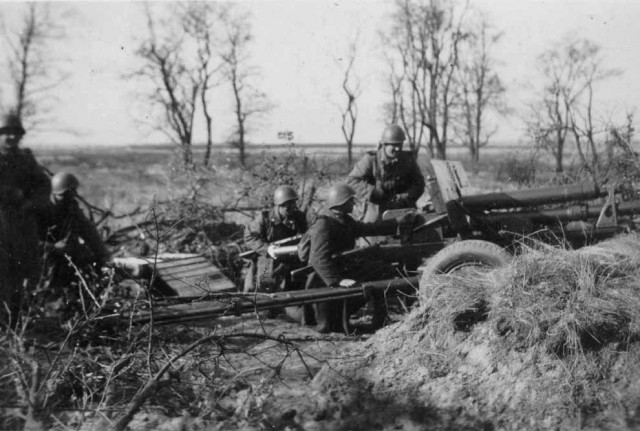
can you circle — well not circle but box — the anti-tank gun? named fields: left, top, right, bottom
left=415, top=160, right=640, bottom=249
left=240, top=159, right=640, bottom=285
left=106, top=160, right=640, bottom=330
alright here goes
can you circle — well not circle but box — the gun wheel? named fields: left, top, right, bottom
left=419, top=240, right=511, bottom=298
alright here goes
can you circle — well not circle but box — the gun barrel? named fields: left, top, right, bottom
left=110, top=276, right=420, bottom=326
left=476, top=199, right=640, bottom=226
left=461, top=182, right=604, bottom=211
left=477, top=205, right=592, bottom=225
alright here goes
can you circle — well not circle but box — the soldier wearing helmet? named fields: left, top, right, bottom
left=0, top=109, right=50, bottom=324
left=243, top=185, right=308, bottom=294
left=36, top=172, right=110, bottom=292
left=347, top=124, right=425, bottom=223
left=297, top=183, right=405, bottom=333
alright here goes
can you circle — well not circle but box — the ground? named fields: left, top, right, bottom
left=106, top=233, right=640, bottom=431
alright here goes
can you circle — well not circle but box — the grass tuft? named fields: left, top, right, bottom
left=488, top=233, right=640, bottom=356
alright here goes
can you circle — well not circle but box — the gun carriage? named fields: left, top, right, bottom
left=110, top=160, right=640, bottom=328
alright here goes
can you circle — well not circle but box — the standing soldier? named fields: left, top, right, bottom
left=0, top=110, right=51, bottom=324
left=304, top=183, right=409, bottom=333
left=347, top=124, right=425, bottom=224
left=37, top=172, right=110, bottom=292
left=243, top=185, right=308, bottom=294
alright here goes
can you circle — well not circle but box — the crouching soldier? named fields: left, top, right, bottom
left=302, top=183, right=408, bottom=334
left=37, top=172, right=110, bottom=292
left=243, top=185, right=308, bottom=294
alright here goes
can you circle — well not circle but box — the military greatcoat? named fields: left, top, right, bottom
left=347, top=149, right=425, bottom=223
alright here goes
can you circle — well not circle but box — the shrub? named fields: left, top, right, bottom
left=495, top=153, right=537, bottom=187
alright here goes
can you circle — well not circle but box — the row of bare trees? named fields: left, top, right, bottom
left=1, top=1, right=635, bottom=175
left=362, top=0, right=632, bottom=176
left=134, top=3, right=270, bottom=169
left=377, top=0, right=506, bottom=163
left=525, top=35, right=634, bottom=179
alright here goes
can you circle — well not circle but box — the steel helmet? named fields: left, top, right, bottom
left=51, top=172, right=80, bottom=196
left=327, top=184, right=356, bottom=209
left=273, top=185, right=298, bottom=206
left=0, top=111, right=25, bottom=135
left=380, top=124, right=405, bottom=145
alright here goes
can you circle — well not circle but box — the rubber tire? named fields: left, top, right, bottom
left=419, top=240, right=511, bottom=298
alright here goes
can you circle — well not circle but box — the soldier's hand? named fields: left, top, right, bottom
left=338, top=279, right=357, bottom=288
left=53, top=232, right=72, bottom=253
left=394, top=193, right=411, bottom=207
left=53, top=239, right=69, bottom=253
left=382, top=180, right=397, bottom=191
left=267, top=244, right=278, bottom=259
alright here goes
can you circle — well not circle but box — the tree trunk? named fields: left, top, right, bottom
left=202, top=87, right=213, bottom=166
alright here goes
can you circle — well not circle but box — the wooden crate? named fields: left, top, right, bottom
left=114, top=254, right=236, bottom=297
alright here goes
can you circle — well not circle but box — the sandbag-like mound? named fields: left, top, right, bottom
left=312, top=233, right=640, bottom=430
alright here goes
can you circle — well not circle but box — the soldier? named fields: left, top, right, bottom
left=243, top=185, right=308, bottom=294
left=347, top=124, right=425, bottom=224
left=38, top=172, right=110, bottom=291
left=304, top=183, right=409, bottom=333
left=0, top=110, right=51, bottom=324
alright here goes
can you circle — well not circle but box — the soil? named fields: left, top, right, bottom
left=113, top=279, right=640, bottom=430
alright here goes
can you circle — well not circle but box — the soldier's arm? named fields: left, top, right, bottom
left=244, top=213, right=269, bottom=256
left=297, top=211, right=309, bottom=233
left=74, top=208, right=110, bottom=266
left=309, top=220, right=343, bottom=287
left=405, top=159, right=426, bottom=201
left=346, top=154, right=379, bottom=202
left=354, top=218, right=398, bottom=238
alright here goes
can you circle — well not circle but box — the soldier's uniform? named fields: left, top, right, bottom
left=0, top=141, right=51, bottom=322
left=243, top=208, right=307, bottom=293
left=347, top=149, right=425, bottom=223
left=306, top=208, right=398, bottom=333
left=37, top=195, right=110, bottom=290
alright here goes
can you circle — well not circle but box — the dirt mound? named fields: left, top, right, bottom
left=312, top=233, right=640, bottom=430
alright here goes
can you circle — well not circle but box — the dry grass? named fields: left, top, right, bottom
left=484, top=234, right=640, bottom=356
left=417, top=233, right=640, bottom=357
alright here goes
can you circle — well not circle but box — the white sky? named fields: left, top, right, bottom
left=1, top=0, right=640, bottom=147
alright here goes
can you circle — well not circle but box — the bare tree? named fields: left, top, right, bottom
left=1, top=3, right=67, bottom=131
left=135, top=4, right=200, bottom=168
left=526, top=36, right=621, bottom=176
left=219, top=8, right=271, bottom=168
left=381, top=0, right=470, bottom=158
left=336, top=38, right=361, bottom=166
left=181, top=3, right=224, bottom=167
left=381, top=53, right=403, bottom=126
left=454, top=17, right=506, bottom=168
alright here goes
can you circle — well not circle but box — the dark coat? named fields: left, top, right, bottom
left=0, top=146, right=51, bottom=210
left=308, top=209, right=397, bottom=287
left=0, top=146, right=50, bottom=321
left=38, top=197, right=110, bottom=282
left=243, top=208, right=307, bottom=292
left=347, top=149, right=425, bottom=222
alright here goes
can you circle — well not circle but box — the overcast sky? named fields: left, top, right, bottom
left=1, top=0, right=639, bottom=148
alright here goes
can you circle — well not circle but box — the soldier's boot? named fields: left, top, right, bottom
left=313, top=301, right=344, bottom=334
left=370, top=292, right=387, bottom=330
